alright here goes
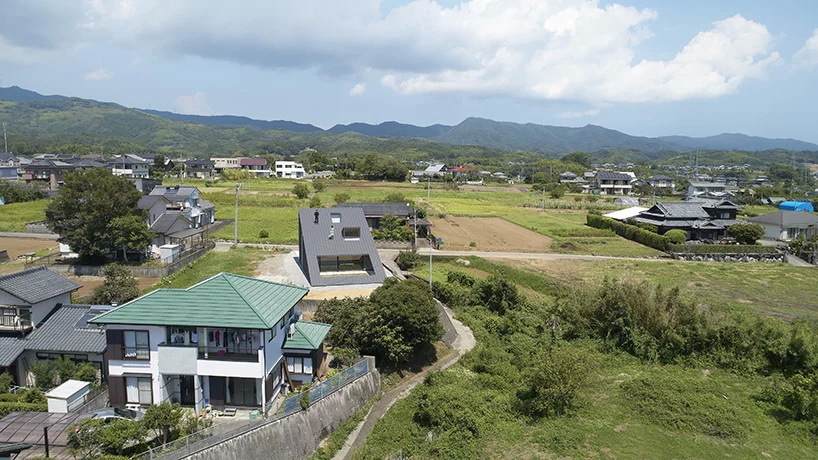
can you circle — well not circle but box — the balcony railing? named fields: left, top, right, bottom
left=197, top=346, right=260, bottom=362
left=123, top=347, right=151, bottom=360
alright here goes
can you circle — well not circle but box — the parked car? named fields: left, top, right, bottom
left=87, top=408, right=144, bottom=422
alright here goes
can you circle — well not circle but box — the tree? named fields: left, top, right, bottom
left=383, top=192, right=407, bottom=203
left=150, top=154, right=166, bottom=179
left=312, top=181, right=326, bottom=192
left=292, top=183, right=311, bottom=199
left=45, top=169, right=148, bottom=261
left=109, top=215, right=153, bottom=262
left=395, top=250, right=421, bottom=270
left=526, top=348, right=594, bottom=416
left=29, top=360, right=57, bottom=389
left=665, top=229, right=687, bottom=244
left=561, top=151, right=591, bottom=168
left=549, top=186, right=566, bottom=199
left=90, top=264, right=140, bottom=305
left=222, top=169, right=253, bottom=181
left=309, top=196, right=322, bottom=208
left=728, top=223, right=765, bottom=245
left=477, top=275, right=521, bottom=314
left=69, top=418, right=147, bottom=458
left=334, top=193, right=350, bottom=203
left=143, top=402, right=184, bottom=444
left=315, top=278, right=442, bottom=366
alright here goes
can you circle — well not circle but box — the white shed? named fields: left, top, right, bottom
left=45, top=379, right=91, bottom=413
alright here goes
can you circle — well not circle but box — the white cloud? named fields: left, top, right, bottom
left=349, top=83, right=366, bottom=96
left=793, top=29, right=818, bottom=69
left=83, top=68, right=112, bottom=80
left=6, top=1, right=782, bottom=104
left=557, top=109, right=601, bottom=119
left=175, top=91, right=212, bottom=115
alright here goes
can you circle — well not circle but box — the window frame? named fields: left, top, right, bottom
left=286, top=356, right=313, bottom=374
left=125, top=375, right=153, bottom=405
left=123, top=330, right=150, bottom=360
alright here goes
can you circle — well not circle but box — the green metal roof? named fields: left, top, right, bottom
left=283, top=320, right=332, bottom=350
left=89, top=273, right=308, bottom=329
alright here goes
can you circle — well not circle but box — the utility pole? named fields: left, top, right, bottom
left=413, top=204, right=417, bottom=250
left=234, top=183, right=243, bottom=245
left=541, top=187, right=545, bottom=211
left=428, top=236, right=433, bottom=287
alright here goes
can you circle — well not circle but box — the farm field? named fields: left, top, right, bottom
left=0, top=200, right=50, bottom=232
left=430, top=216, right=552, bottom=252
left=0, top=237, right=57, bottom=259
left=498, top=257, right=818, bottom=321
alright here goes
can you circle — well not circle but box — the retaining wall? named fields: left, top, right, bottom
left=374, top=241, right=413, bottom=250
left=670, top=252, right=785, bottom=263
left=188, top=367, right=380, bottom=460
left=24, top=221, right=52, bottom=234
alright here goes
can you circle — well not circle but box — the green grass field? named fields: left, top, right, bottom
left=145, top=247, right=268, bottom=292
left=0, top=200, right=50, bottom=232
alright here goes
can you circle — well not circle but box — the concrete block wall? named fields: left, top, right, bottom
left=188, top=367, right=380, bottom=460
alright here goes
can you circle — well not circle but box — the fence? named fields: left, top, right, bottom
left=134, top=357, right=374, bottom=460
left=71, top=384, right=109, bottom=413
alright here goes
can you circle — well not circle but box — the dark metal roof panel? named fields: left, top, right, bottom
left=0, top=338, right=25, bottom=367
left=23, top=305, right=107, bottom=354
left=0, top=267, right=81, bottom=304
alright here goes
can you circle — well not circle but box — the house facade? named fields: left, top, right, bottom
left=275, top=161, right=306, bottom=179
left=686, top=181, right=732, bottom=199
left=0, top=267, right=80, bottom=336
left=108, top=155, right=151, bottom=179
left=21, top=161, right=76, bottom=190
left=140, top=186, right=214, bottom=255
left=298, top=208, right=386, bottom=287
left=748, top=211, right=818, bottom=241
left=89, top=273, right=330, bottom=412
left=595, top=172, right=633, bottom=195
left=185, top=159, right=215, bottom=179
left=646, top=175, right=676, bottom=191
left=634, top=200, right=741, bottom=241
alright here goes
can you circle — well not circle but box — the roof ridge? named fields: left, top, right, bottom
left=223, top=272, right=309, bottom=292
left=222, top=274, right=271, bottom=328
left=88, top=289, right=168, bottom=323
left=0, top=265, right=46, bottom=282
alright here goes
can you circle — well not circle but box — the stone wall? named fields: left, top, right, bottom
left=374, top=240, right=413, bottom=250
left=670, top=252, right=785, bottom=263
left=187, top=367, right=380, bottom=460
left=24, top=221, right=52, bottom=234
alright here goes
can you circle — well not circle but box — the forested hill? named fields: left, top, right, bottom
left=1, top=86, right=817, bottom=166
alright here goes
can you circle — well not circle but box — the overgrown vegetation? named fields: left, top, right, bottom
left=586, top=214, right=669, bottom=250
left=90, top=264, right=140, bottom=305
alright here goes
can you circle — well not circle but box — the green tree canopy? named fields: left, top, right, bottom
left=45, top=168, right=149, bottom=261
left=561, top=151, right=591, bottom=168
left=90, top=264, right=140, bottom=305
left=728, top=223, right=765, bottom=245
left=292, top=183, right=311, bottom=199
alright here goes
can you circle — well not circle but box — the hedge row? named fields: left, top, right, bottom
left=586, top=214, right=670, bottom=251
left=668, top=244, right=778, bottom=254
left=0, top=401, right=47, bottom=418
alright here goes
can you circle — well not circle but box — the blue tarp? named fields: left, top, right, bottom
left=779, top=201, right=815, bottom=212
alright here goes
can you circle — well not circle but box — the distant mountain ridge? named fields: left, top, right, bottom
left=1, top=85, right=816, bottom=153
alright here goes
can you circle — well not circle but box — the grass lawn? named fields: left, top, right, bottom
left=146, top=247, right=268, bottom=292
left=499, top=258, right=818, bottom=321
left=0, top=200, right=50, bottom=232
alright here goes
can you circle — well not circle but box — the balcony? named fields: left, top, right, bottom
left=157, top=343, right=197, bottom=374
left=0, top=307, right=33, bottom=332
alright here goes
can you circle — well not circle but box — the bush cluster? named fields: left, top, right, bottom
left=586, top=214, right=670, bottom=250
left=0, top=401, right=47, bottom=418
left=395, top=250, right=420, bottom=270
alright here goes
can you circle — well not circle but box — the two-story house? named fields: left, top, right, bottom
left=686, top=181, right=733, bottom=199
left=298, top=208, right=386, bottom=287
left=595, top=172, right=633, bottom=195
left=185, top=159, right=215, bottom=179
left=275, top=161, right=306, bottom=179
left=21, top=160, right=76, bottom=190
left=213, top=158, right=271, bottom=177
left=0, top=267, right=81, bottom=336
left=108, top=154, right=151, bottom=179
left=646, top=175, right=676, bottom=192
left=89, top=273, right=331, bottom=412
left=140, top=186, right=215, bottom=255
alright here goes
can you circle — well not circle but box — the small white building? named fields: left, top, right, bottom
left=46, top=379, right=92, bottom=413
left=275, top=161, right=306, bottom=179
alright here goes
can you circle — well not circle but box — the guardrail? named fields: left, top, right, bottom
left=133, top=357, right=373, bottom=460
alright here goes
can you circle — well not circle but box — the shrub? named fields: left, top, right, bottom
left=333, top=193, right=350, bottom=203
left=525, top=348, right=594, bottom=416
left=586, top=214, right=670, bottom=251
left=19, top=388, right=47, bottom=404
left=258, top=229, right=269, bottom=239
left=312, top=181, right=326, bottom=192
left=728, top=223, right=765, bottom=245
left=395, top=250, right=420, bottom=270
left=476, top=275, right=521, bottom=315
left=469, top=241, right=477, bottom=247
left=0, top=373, right=12, bottom=393
left=668, top=244, right=777, bottom=254
left=29, top=360, right=57, bottom=389
left=383, top=192, right=407, bottom=203
left=292, top=183, right=311, bottom=199
left=664, top=229, right=687, bottom=244
left=0, top=394, right=19, bottom=402
left=308, top=196, right=322, bottom=208
left=90, top=264, right=140, bottom=306
left=0, top=401, right=47, bottom=418
left=447, top=270, right=476, bottom=287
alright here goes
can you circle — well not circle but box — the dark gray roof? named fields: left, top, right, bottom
left=647, top=175, right=673, bottom=180
left=0, top=267, right=81, bottom=304
left=749, top=211, right=818, bottom=227
left=199, top=199, right=215, bottom=210
left=107, top=155, right=148, bottom=165
left=150, top=213, right=191, bottom=235
left=687, top=198, right=738, bottom=209
left=23, top=305, right=107, bottom=354
left=0, top=337, right=25, bottom=367
left=185, top=159, right=214, bottom=167
left=149, top=186, right=198, bottom=200
left=648, top=202, right=710, bottom=219
left=596, top=172, right=632, bottom=181
left=137, top=194, right=170, bottom=210
left=298, top=208, right=385, bottom=286
left=336, top=202, right=413, bottom=218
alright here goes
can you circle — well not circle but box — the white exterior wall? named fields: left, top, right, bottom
left=0, top=291, right=72, bottom=326
left=105, top=324, right=167, bottom=405
left=275, top=161, right=306, bottom=179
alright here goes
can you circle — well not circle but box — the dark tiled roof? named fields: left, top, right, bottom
left=596, top=172, right=632, bottom=181
left=0, top=267, right=81, bottom=304
left=650, top=202, right=710, bottom=218
left=185, top=159, right=214, bottom=167
left=336, top=202, right=413, bottom=218
left=0, top=337, right=25, bottom=367
left=149, top=186, right=198, bottom=199
left=199, top=199, right=215, bottom=210
left=23, top=304, right=107, bottom=354
left=137, top=195, right=170, bottom=210
left=298, top=208, right=385, bottom=286
left=239, top=158, right=267, bottom=166
left=647, top=175, right=673, bottom=180
left=150, top=213, right=191, bottom=235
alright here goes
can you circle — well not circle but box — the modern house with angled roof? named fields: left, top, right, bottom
left=89, top=273, right=330, bottom=412
left=298, top=208, right=386, bottom=287
left=0, top=267, right=81, bottom=336
left=748, top=211, right=818, bottom=241
left=337, top=202, right=431, bottom=239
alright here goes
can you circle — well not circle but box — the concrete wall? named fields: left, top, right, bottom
left=373, top=241, right=413, bottom=250
left=187, top=368, right=380, bottom=460
left=670, top=252, right=785, bottom=263
left=24, top=221, right=52, bottom=234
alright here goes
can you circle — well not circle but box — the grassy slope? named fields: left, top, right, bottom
left=145, top=247, right=267, bottom=292
left=0, top=200, right=50, bottom=232
left=354, top=258, right=817, bottom=459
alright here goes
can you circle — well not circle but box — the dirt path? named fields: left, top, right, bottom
left=430, top=216, right=552, bottom=252
left=333, top=304, right=475, bottom=460
left=0, top=237, right=58, bottom=259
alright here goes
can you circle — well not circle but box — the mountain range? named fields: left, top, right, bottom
left=1, top=85, right=817, bottom=155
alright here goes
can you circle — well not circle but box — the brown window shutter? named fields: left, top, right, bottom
left=105, top=330, right=124, bottom=360
left=108, top=376, right=126, bottom=407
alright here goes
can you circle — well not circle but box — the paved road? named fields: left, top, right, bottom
left=0, top=231, right=60, bottom=240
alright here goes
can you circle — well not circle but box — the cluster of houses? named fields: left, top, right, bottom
left=410, top=162, right=514, bottom=184
left=0, top=152, right=314, bottom=190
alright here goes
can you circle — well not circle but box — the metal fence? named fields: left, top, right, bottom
left=134, top=357, right=372, bottom=460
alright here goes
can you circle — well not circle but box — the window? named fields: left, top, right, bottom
left=342, top=227, right=361, bottom=240
left=269, top=326, right=276, bottom=341
left=720, top=212, right=731, bottom=219
left=286, top=308, right=294, bottom=321
left=286, top=356, right=313, bottom=374
left=126, top=376, right=152, bottom=405
left=1, top=307, right=30, bottom=328
left=124, top=330, right=150, bottom=360
left=330, top=213, right=341, bottom=223
left=317, top=255, right=371, bottom=273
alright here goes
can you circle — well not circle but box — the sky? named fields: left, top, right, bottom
left=1, top=0, right=817, bottom=142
